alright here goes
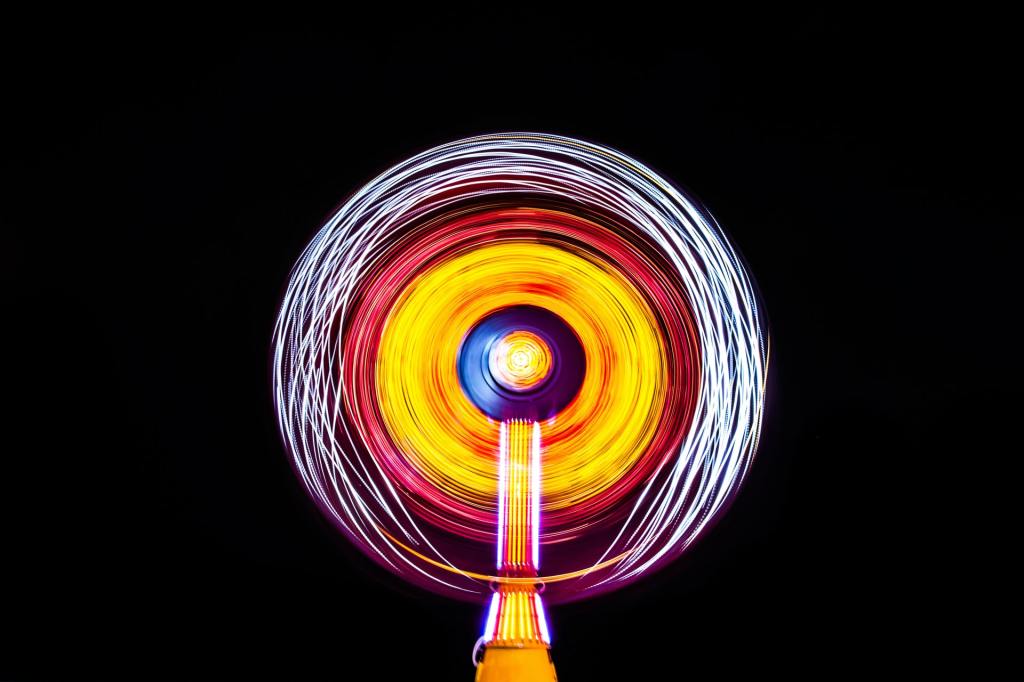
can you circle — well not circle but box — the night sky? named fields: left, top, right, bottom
left=3, top=9, right=1019, bottom=679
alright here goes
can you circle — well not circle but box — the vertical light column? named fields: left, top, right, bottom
left=483, top=419, right=550, bottom=647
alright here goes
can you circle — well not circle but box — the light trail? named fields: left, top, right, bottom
left=272, top=133, right=769, bottom=603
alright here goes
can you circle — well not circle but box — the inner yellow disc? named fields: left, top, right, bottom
left=490, top=330, right=551, bottom=391
left=375, top=240, right=668, bottom=520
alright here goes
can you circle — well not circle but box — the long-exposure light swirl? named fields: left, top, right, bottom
left=272, top=132, right=768, bottom=603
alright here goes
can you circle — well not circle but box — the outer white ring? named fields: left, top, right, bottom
left=272, top=133, right=769, bottom=601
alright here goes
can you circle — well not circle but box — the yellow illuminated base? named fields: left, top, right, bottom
left=476, top=646, right=558, bottom=682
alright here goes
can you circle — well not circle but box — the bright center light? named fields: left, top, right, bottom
left=490, top=330, right=552, bottom=391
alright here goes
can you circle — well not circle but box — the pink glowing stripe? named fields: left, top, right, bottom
left=531, top=420, right=540, bottom=569
left=534, top=593, right=551, bottom=643
left=497, top=421, right=507, bottom=569
left=483, top=592, right=500, bottom=642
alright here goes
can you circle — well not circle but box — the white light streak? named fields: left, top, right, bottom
left=271, top=133, right=768, bottom=602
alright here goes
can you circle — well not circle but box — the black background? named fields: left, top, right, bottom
left=3, top=9, right=1020, bottom=679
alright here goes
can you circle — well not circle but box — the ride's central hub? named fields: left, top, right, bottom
left=490, top=330, right=552, bottom=391
left=458, top=305, right=585, bottom=421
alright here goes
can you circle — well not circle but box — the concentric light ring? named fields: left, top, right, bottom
left=272, top=133, right=769, bottom=603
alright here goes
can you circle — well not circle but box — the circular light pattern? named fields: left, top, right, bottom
left=371, top=234, right=673, bottom=541
left=490, top=330, right=550, bottom=391
left=272, top=133, right=769, bottom=603
left=457, top=304, right=586, bottom=421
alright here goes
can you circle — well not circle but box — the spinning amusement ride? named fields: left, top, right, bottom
left=272, top=133, right=768, bottom=680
